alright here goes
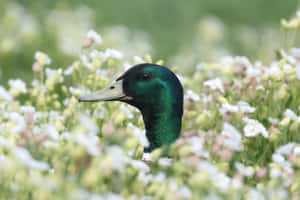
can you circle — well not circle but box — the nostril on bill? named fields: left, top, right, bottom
left=109, top=86, right=115, bottom=90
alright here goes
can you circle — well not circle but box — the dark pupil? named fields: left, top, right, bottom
left=140, top=73, right=150, bottom=81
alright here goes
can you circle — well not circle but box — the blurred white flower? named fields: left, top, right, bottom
left=130, top=160, right=150, bottom=173
left=204, top=193, right=222, bottom=200
left=45, top=68, right=64, bottom=82
left=8, top=79, right=27, bottom=93
left=87, top=30, right=102, bottom=45
left=235, top=162, right=254, bottom=177
left=237, top=101, right=256, bottom=113
left=20, top=106, right=35, bottom=114
left=120, top=104, right=134, bottom=119
left=276, top=143, right=296, bottom=155
left=35, top=51, right=51, bottom=65
left=243, top=118, right=268, bottom=138
left=220, top=103, right=239, bottom=113
left=187, top=136, right=209, bottom=157
left=133, top=56, right=145, bottom=63
left=158, top=157, right=173, bottom=166
left=294, top=146, right=300, bottom=155
left=89, top=48, right=123, bottom=61
left=64, top=66, right=74, bottom=76
left=179, top=186, right=192, bottom=198
left=105, top=48, right=124, bottom=59
left=186, top=90, right=200, bottom=101
left=284, top=109, right=299, bottom=121
left=80, top=54, right=92, bottom=69
left=0, top=136, right=13, bottom=148
left=153, top=172, right=166, bottom=183
left=13, top=146, right=49, bottom=171
left=75, top=134, right=100, bottom=156
left=268, top=117, right=279, bottom=125
left=142, top=152, right=152, bottom=161
left=129, top=123, right=149, bottom=147
left=297, top=11, right=300, bottom=18
left=44, top=124, right=60, bottom=141
left=107, top=146, right=126, bottom=171
left=69, top=87, right=85, bottom=96
left=246, top=189, right=265, bottom=200
left=203, top=78, right=224, bottom=93
left=221, top=122, right=243, bottom=151
left=272, top=153, right=291, bottom=169
left=78, top=114, right=99, bottom=136
left=8, top=112, right=26, bottom=135
left=0, top=86, right=12, bottom=101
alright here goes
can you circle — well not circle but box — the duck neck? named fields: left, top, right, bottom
left=140, top=102, right=182, bottom=152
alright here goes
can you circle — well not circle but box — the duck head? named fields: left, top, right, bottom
left=79, top=63, right=183, bottom=152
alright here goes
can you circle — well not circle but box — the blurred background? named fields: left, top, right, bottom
left=0, top=0, right=299, bottom=85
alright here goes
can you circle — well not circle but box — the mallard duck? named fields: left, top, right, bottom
left=79, top=63, right=183, bottom=152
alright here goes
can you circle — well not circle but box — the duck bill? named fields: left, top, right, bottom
left=78, top=79, right=131, bottom=102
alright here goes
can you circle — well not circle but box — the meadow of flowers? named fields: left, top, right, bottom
left=0, top=6, right=300, bottom=200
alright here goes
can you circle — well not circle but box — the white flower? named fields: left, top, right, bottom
left=69, top=87, right=85, bottom=96
left=186, top=90, right=200, bottom=101
left=35, top=51, right=51, bottom=65
left=235, top=162, right=254, bottom=177
left=20, top=106, right=35, bottom=113
left=220, top=103, right=239, bottom=113
left=158, top=157, right=173, bottom=166
left=120, top=104, right=134, bottom=119
left=276, top=143, right=296, bottom=155
left=142, top=153, right=152, bottom=161
left=0, top=86, right=12, bottom=101
left=214, top=173, right=230, bottom=193
left=13, top=147, right=49, bottom=171
left=297, top=11, right=300, bottom=18
left=237, top=101, right=256, bottom=113
left=75, top=134, right=100, bottom=156
left=87, top=30, right=102, bottom=45
left=203, top=78, right=224, bottom=93
left=153, top=172, right=166, bottom=183
left=129, top=123, right=149, bottom=147
left=130, top=160, right=150, bottom=173
left=45, top=68, right=64, bottom=82
left=133, top=56, right=145, bottom=63
left=78, top=115, right=99, bottom=136
left=268, top=117, right=279, bottom=125
left=107, top=146, right=126, bottom=171
left=221, top=122, right=243, bottom=151
left=187, top=136, right=209, bottom=157
left=179, top=186, right=192, bottom=198
left=272, top=153, right=291, bottom=169
left=294, top=146, right=300, bottom=155
left=8, top=79, right=27, bottom=93
left=281, top=50, right=295, bottom=64
left=0, top=136, right=12, bottom=148
left=8, top=112, right=26, bottom=135
left=105, top=48, right=124, bottom=59
left=44, top=124, right=60, bottom=141
left=80, top=54, right=92, bottom=69
left=243, top=118, right=268, bottom=138
left=89, top=48, right=123, bottom=62
left=247, top=189, right=265, bottom=200
left=64, top=66, right=73, bottom=76
left=284, top=109, right=299, bottom=121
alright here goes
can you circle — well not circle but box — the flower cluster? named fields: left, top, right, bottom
left=0, top=16, right=300, bottom=200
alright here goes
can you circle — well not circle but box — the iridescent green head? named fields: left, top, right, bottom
left=79, top=63, right=183, bottom=152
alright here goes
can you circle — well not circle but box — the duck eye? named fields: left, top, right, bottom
left=139, top=73, right=151, bottom=81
